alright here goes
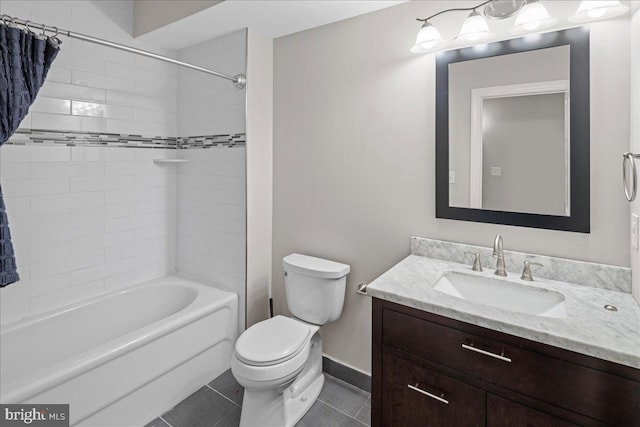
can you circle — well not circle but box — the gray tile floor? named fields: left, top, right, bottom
left=145, top=370, right=370, bottom=427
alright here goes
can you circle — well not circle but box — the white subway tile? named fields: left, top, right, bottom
left=30, top=249, right=104, bottom=280
left=104, top=230, right=135, bottom=248
left=71, top=101, right=105, bottom=118
left=70, top=162, right=105, bottom=176
left=104, top=216, right=139, bottom=233
left=69, top=206, right=106, bottom=224
left=31, top=112, right=83, bottom=132
left=104, top=149, right=137, bottom=162
left=104, top=202, right=137, bottom=218
left=55, top=53, right=105, bottom=75
left=70, top=235, right=107, bottom=255
left=2, top=179, right=30, bottom=197
left=30, top=162, right=72, bottom=178
left=71, top=147, right=106, bottom=162
left=69, top=258, right=134, bottom=287
left=46, top=67, right=72, bottom=84
left=72, top=70, right=135, bottom=92
left=30, top=191, right=104, bottom=212
left=30, top=178, right=70, bottom=195
left=105, top=175, right=133, bottom=190
left=28, top=210, right=71, bottom=229
left=80, top=117, right=107, bottom=132
left=39, top=81, right=106, bottom=103
left=3, top=196, right=30, bottom=214
left=70, top=176, right=106, bottom=192
left=1, top=162, right=31, bottom=180
left=30, top=241, right=71, bottom=263
left=30, top=97, right=72, bottom=115
left=1, top=146, right=71, bottom=162
left=106, top=91, right=177, bottom=112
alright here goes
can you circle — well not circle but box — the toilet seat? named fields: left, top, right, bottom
left=231, top=316, right=320, bottom=386
left=234, top=316, right=312, bottom=366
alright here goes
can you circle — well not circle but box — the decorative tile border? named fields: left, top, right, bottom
left=411, top=236, right=632, bottom=293
left=6, top=129, right=245, bottom=149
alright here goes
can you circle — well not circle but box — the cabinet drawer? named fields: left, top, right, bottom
left=487, top=394, right=579, bottom=427
left=382, top=353, right=485, bottom=427
left=383, top=307, right=640, bottom=425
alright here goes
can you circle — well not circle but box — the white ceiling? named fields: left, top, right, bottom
left=137, top=0, right=407, bottom=50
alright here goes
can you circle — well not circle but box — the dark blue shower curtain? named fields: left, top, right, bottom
left=0, top=22, right=61, bottom=287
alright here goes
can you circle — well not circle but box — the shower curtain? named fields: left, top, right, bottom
left=0, top=20, right=61, bottom=287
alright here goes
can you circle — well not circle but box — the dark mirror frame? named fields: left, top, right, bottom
left=435, top=27, right=590, bottom=233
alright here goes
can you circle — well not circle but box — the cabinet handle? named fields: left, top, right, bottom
left=462, top=343, right=511, bottom=363
left=407, top=383, right=449, bottom=405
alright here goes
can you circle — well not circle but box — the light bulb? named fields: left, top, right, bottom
left=411, top=21, right=448, bottom=53
left=508, top=0, right=556, bottom=35
left=455, top=10, right=496, bottom=44
left=569, top=1, right=629, bottom=23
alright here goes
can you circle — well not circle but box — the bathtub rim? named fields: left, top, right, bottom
left=0, top=274, right=237, bottom=403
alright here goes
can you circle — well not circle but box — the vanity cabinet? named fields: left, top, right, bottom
left=372, top=299, right=640, bottom=427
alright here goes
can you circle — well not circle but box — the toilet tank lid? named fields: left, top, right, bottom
left=283, top=253, right=350, bottom=279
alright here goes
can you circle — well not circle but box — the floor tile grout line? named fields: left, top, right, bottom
left=158, top=415, right=173, bottom=427
left=317, top=398, right=369, bottom=426
left=206, top=383, right=241, bottom=407
left=352, top=395, right=371, bottom=420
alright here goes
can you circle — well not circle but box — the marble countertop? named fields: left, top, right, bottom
left=367, top=254, right=640, bottom=369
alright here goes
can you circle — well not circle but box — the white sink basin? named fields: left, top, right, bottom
left=433, top=271, right=567, bottom=318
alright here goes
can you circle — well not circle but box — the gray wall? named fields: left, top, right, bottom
left=273, top=1, right=631, bottom=373
left=482, top=93, right=566, bottom=215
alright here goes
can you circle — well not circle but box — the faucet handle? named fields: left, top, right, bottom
left=465, top=252, right=483, bottom=272
left=521, top=260, right=543, bottom=281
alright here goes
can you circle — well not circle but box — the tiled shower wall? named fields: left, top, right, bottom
left=178, top=30, right=246, bottom=137
left=177, top=30, right=248, bottom=330
left=0, top=146, right=177, bottom=324
left=176, top=148, right=246, bottom=330
left=0, top=2, right=247, bottom=325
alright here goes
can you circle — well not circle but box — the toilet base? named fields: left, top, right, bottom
left=239, top=332, right=324, bottom=427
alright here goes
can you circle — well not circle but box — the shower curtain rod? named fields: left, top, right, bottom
left=1, top=14, right=247, bottom=89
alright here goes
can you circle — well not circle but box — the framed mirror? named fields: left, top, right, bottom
left=435, top=28, right=590, bottom=232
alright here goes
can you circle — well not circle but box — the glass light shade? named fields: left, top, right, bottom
left=508, top=1, right=556, bottom=35
left=455, top=11, right=496, bottom=44
left=411, top=22, right=448, bottom=53
left=569, top=1, right=629, bottom=23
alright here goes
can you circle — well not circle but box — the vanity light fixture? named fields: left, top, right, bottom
left=410, top=21, right=448, bottom=53
left=411, top=0, right=630, bottom=54
left=568, top=0, right=629, bottom=23
left=455, top=10, right=496, bottom=43
left=411, top=0, right=497, bottom=53
left=508, top=0, right=556, bottom=35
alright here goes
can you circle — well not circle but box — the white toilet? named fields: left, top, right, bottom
left=231, top=253, right=350, bottom=427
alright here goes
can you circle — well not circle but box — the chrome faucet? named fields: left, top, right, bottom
left=492, top=235, right=507, bottom=276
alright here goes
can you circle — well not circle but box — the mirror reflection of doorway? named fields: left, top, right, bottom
left=468, top=81, right=569, bottom=216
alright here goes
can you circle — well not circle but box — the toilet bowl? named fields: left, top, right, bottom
left=231, top=254, right=350, bottom=427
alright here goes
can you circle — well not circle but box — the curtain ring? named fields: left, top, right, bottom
left=0, top=14, right=9, bottom=26
left=40, top=22, right=47, bottom=37
left=24, top=20, right=33, bottom=33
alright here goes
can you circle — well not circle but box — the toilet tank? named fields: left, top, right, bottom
left=283, top=254, right=350, bottom=325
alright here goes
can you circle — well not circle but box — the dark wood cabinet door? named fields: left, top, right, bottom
left=382, top=353, right=485, bottom=427
left=487, top=394, right=579, bottom=427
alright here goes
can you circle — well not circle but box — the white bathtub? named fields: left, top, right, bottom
left=0, top=275, right=237, bottom=426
